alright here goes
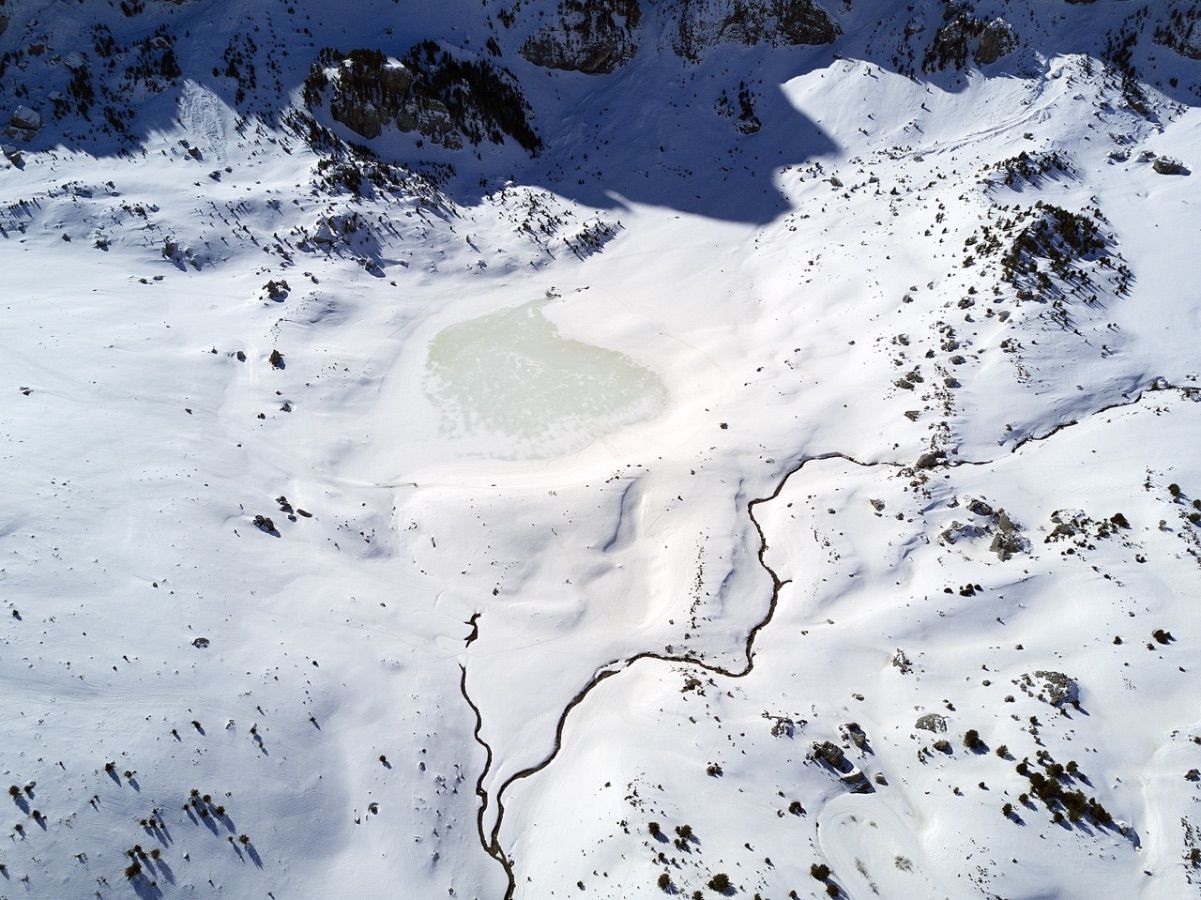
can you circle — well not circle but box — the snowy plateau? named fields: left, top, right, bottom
left=1, top=0, right=1201, bottom=898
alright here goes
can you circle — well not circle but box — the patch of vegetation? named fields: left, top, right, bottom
left=1015, top=751, right=1115, bottom=827
left=986, top=150, right=1073, bottom=188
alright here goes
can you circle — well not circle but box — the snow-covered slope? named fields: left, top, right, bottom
left=1, top=1, right=1201, bottom=898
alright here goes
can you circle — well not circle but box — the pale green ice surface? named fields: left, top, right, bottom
left=424, top=299, right=667, bottom=458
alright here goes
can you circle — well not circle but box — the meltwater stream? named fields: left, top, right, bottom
left=424, top=299, right=666, bottom=458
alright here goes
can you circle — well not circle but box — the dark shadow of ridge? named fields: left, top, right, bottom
left=3, top=0, right=1200, bottom=225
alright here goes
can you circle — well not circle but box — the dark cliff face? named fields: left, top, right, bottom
left=519, top=0, right=642, bottom=74
left=672, top=0, right=840, bottom=61
left=923, top=7, right=1018, bottom=72
left=304, top=44, right=541, bottom=153
left=514, top=0, right=839, bottom=74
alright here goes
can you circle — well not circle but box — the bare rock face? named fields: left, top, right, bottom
left=673, top=0, right=840, bottom=61
left=520, top=0, right=642, bottom=74
left=924, top=9, right=1019, bottom=72
left=974, top=18, right=1018, bottom=65
left=304, top=45, right=540, bottom=154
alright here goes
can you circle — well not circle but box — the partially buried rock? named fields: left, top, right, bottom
left=1153, top=157, right=1188, bottom=175
left=1015, top=671, right=1078, bottom=707
left=915, top=713, right=948, bottom=733
left=812, top=741, right=847, bottom=768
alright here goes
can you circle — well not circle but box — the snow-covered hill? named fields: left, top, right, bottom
left=1, top=1, right=1201, bottom=898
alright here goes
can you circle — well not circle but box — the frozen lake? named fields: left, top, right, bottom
left=424, top=299, right=666, bottom=458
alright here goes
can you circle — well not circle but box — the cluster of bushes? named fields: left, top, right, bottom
left=1015, top=752, right=1114, bottom=826
left=986, top=150, right=1072, bottom=187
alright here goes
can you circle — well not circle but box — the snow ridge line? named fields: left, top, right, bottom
left=458, top=382, right=1188, bottom=897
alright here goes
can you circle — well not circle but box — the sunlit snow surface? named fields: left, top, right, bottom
left=424, top=298, right=666, bottom=458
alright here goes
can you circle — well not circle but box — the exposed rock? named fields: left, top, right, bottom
left=765, top=713, right=798, bottom=737
left=674, top=0, right=840, bottom=61
left=304, top=45, right=540, bottom=153
left=924, top=9, right=1018, bottom=72
left=975, top=18, right=1018, bottom=65
left=940, top=520, right=989, bottom=544
left=264, top=279, right=290, bottom=301
left=1015, top=671, right=1079, bottom=707
left=892, top=649, right=913, bottom=674
left=1153, top=157, right=1188, bottom=175
left=7, top=105, right=42, bottom=140
left=841, top=722, right=868, bottom=749
left=520, top=0, right=641, bottom=74
left=968, top=498, right=994, bottom=517
left=812, top=740, right=846, bottom=768
left=915, top=713, right=947, bottom=733
left=990, top=507, right=1027, bottom=560
left=915, top=449, right=946, bottom=470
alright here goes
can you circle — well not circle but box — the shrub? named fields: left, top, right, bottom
left=811, top=863, right=831, bottom=880
left=964, top=729, right=982, bottom=751
left=658, top=872, right=671, bottom=891
left=709, top=873, right=731, bottom=892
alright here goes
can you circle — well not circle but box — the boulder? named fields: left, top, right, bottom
left=1153, top=157, right=1188, bottom=175
left=8, top=106, right=42, bottom=139
left=915, top=713, right=947, bottom=733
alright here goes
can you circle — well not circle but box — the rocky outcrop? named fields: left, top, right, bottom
left=975, top=18, right=1018, bottom=65
left=923, top=7, right=1019, bottom=72
left=304, top=44, right=540, bottom=154
left=520, top=0, right=641, bottom=74
left=673, top=0, right=840, bottom=61
left=1015, top=671, right=1079, bottom=707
